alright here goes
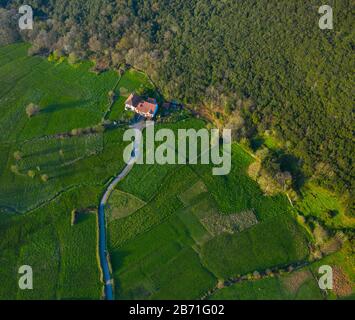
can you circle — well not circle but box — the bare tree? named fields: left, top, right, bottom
left=27, top=170, right=36, bottom=178
left=26, top=103, right=40, bottom=118
left=13, top=151, right=22, bottom=161
left=0, top=9, right=20, bottom=46
left=71, top=128, right=83, bottom=136
left=41, top=174, right=49, bottom=182
left=10, top=164, right=19, bottom=174
left=89, top=36, right=102, bottom=53
left=68, top=52, right=78, bottom=65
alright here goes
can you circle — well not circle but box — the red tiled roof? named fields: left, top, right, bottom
left=136, top=101, right=156, bottom=114
left=125, top=93, right=157, bottom=116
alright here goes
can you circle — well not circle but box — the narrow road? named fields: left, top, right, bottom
left=98, top=120, right=145, bottom=300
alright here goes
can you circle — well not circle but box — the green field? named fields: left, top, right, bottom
left=200, top=214, right=309, bottom=279
left=1, top=43, right=350, bottom=300
left=106, top=190, right=146, bottom=222
left=0, top=186, right=103, bottom=299
left=0, top=44, right=117, bottom=141
left=296, top=183, right=355, bottom=229
left=107, top=69, right=155, bottom=121
left=210, top=271, right=324, bottom=300
left=107, top=122, right=311, bottom=299
left=210, top=244, right=355, bottom=300
left=0, top=43, right=153, bottom=299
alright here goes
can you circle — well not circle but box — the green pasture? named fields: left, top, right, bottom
left=211, top=244, right=355, bottom=300
left=0, top=43, right=153, bottom=299
left=200, top=214, right=309, bottom=279
left=0, top=43, right=321, bottom=300
left=107, top=120, right=311, bottom=299
left=210, top=271, right=323, bottom=300
left=0, top=43, right=118, bottom=141
left=192, top=144, right=292, bottom=221
left=0, top=186, right=103, bottom=300
left=106, top=190, right=146, bottom=222
left=296, top=183, right=354, bottom=229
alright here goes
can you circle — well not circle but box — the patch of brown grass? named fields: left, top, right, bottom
left=333, top=266, right=353, bottom=297
left=200, top=210, right=258, bottom=236
left=248, top=161, right=261, bottom=180
left=320, top=237, right=343, bottom=255
left=282, top=270, right=312, bottom=294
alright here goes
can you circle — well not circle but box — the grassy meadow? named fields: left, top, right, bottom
left=296, top=183, right=355, bottom=229
left=1, top=43, right=350, bottom=301
left=107, top=121, right=311, bottom=299
left=0, top=43, right=152, bottom=299
left=210, top=243, right=355, bottom=300
left=210, top=271, right=324, bottom=300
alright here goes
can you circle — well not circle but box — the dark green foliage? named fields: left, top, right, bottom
left=3, top=0, right=351, bottom=196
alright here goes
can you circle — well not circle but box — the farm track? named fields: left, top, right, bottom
left=98, top=119, right=145, bottom=300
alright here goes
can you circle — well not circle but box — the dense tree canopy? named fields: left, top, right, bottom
left=1, top=0, right=353, bottom=200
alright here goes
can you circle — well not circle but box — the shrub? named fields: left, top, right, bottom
left=13, top=151, right=22, bottom=161
left=119, top=87, right=128, bottom=96
left=93, top=124, right=105, bottom=133
left=265, top=269, right=273, bottom=276
left=71, top=209, right=78, bottom=226
left=68, top=52, right=78, bottom=65
left=27, top=170, right=36, bottom=178
left=26, top=103, right=40, bottom=118
left=71, top=128, right=83, bottom=136
left=53, top=49, right=63, bottom=60
left=41, top=174, right=49, bottom=182
left=217, top=280, right=225, bottom=289
left=10, top=165, right=19, bottom=174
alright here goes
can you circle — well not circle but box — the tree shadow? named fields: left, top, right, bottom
left=109, top=249, right=130, bottom=274
left=250, top=137, right=264, bottom=151
left=48, top=169, right=76, bottom=180
left=25, top=145, right=77, bottom=159
left=75, top=212, right=92, bottom=224
left=41, top=100, right=90, bottom=114
left=279, top=154, right=306, bottom=190
left=24, top=146, right=63, bottom=159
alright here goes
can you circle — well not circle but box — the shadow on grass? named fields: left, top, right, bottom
left=25, top=145, right=76, bottom=159
left=279, top=154, right=306, bottom=190
left=41, top=100, right=90, bottom=114
left=108, top=249, right=133, bottom=299
left=75, top=212, right=93, bottom=224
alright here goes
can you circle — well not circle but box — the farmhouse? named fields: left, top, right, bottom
left=125, top=93, right=158, bottom=119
